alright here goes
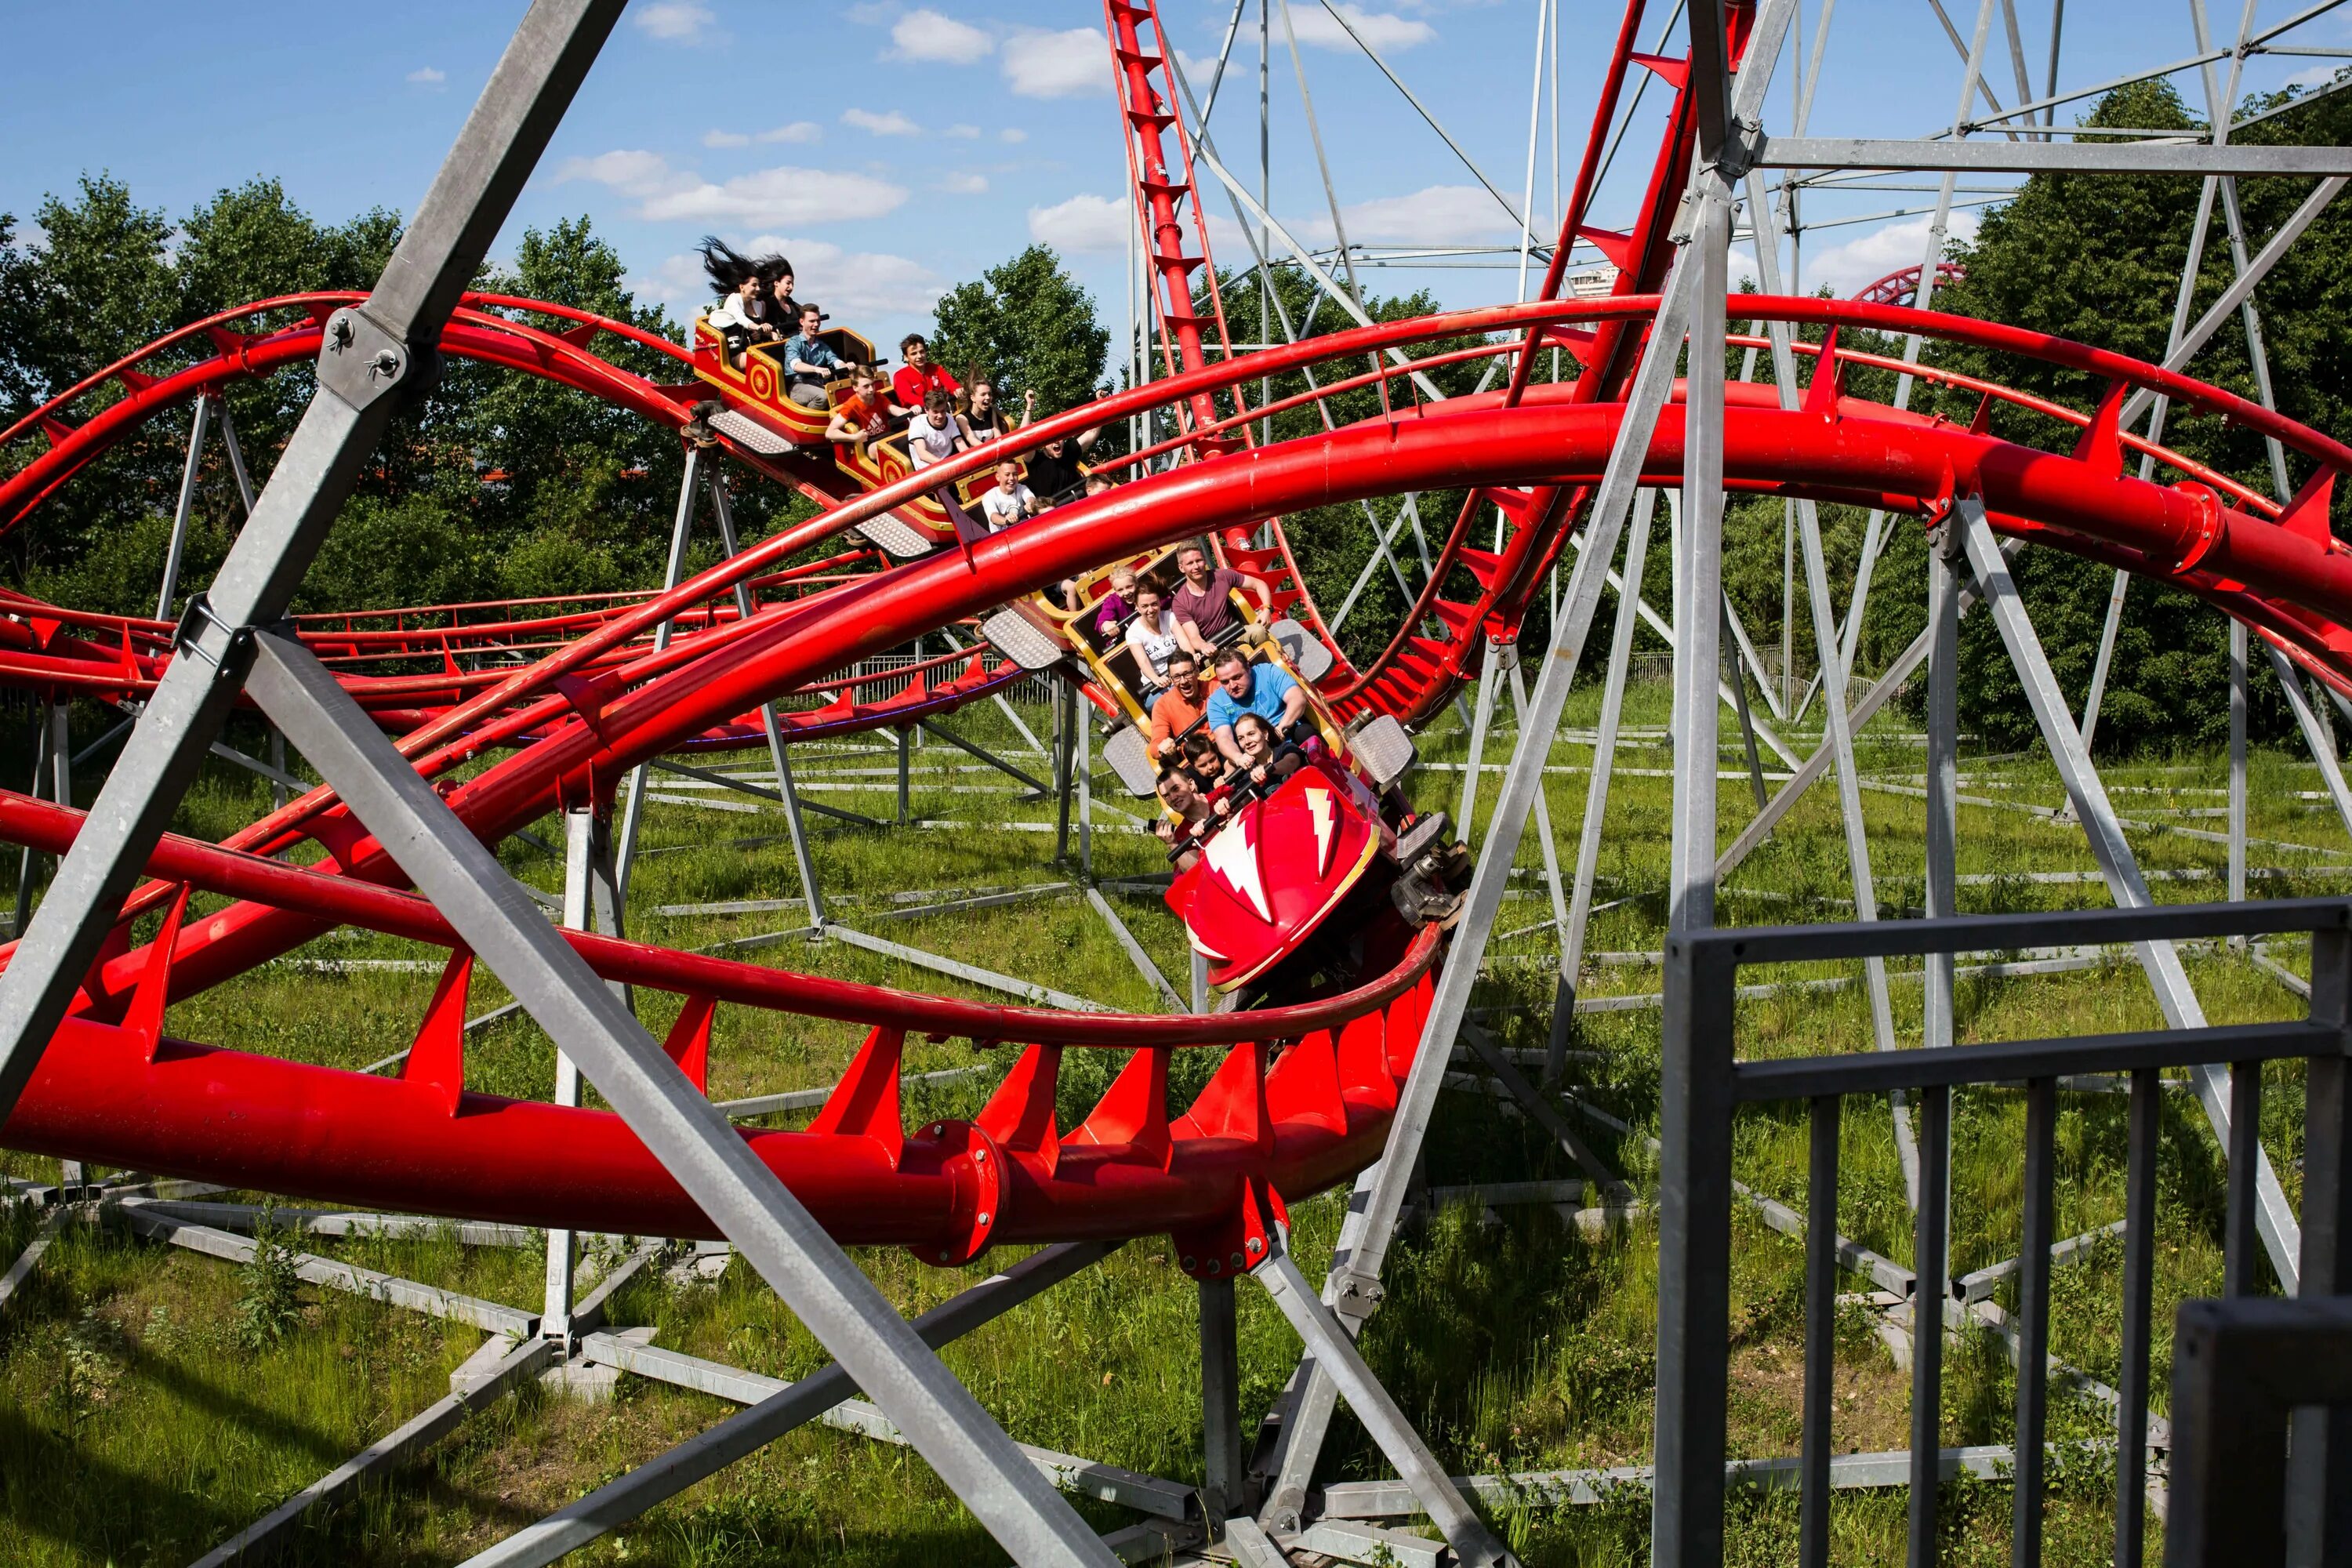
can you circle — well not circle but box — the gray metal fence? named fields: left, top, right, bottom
left=1653, top=896, right=2352, bottom=1568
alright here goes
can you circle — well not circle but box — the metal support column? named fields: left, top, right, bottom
left=158, top=394, right=212, bottom=621
left=548, top=804, right=626, bottom=1348
left=612, top=445, right=703, bottom=896
left=1958, top=502, right=2300, bottom=1287
left=1456, top=638, right=1503, bottom=841
left=2230, top=619, right=2249, bottom=912
left=1253, top=1245, right=1512, bottom=1567
left=1200, top=1277, right=1243, bottom=1530
left=705, top=474, right=823, bottom=928
left=1251, top=0, right=1799, bottom=1484
left=1557, top=490, right=1654, bottom=1061
left=1925, top=518, right=1962, bottom=1059
left=1504, top=657, right=1573, bottom=1077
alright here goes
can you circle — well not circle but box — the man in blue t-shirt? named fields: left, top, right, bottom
left=1205, top=648, right=1307, bottom=765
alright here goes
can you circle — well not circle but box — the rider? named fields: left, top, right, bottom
left=1149, top=652, right=1210, bottom=760
left=1170, top=543, right=1272, bottom=658
left=1205, top=648, right=1306, bottom=767
left=782, top=304, right=848, bottom=408
left=1153, top=769, right=1225, bottom=872
left=1229, top=711, right=1309, bottom=795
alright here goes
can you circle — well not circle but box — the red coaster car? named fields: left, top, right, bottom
left=1167, top=752, right=1459, bottom=994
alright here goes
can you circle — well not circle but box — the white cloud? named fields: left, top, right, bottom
left=1282, top=5, right=1435, bottom=52
left=560, top=150, right=677, bottom=199
left=946, top=123, right=982, bottom=139
left=1002, top=27, right=1110, bottom=98
left=843, top=107, right=922, bottom=136
left=556, top=151, right=908, bottom=227
left=406, top=66, right=445, bottom=85
left=1317, top=184, right=1519, bottom=245
left=739, top=234, right=946, bottom=318
left=1028, top=193, right=1131, bottom=254
left=758, top=122, right=822, bottom=143
left=1796, top=211, right=1982, bottom=299
left=888, top=8, right=993, bottom=64
left=1029, top=191, right=1244, bottom=256
left=941, top=171, right=989, bottom=194
left=634, top=2, right=717, bottom=43
left=1000, top=127, right=1028, bottom=143
left=702, top=129, right=750, bottom=148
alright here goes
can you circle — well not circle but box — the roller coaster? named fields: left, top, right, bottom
left=0, top=0, right=2348, bottom=1298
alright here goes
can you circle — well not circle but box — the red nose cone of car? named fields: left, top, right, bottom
left=1167, top=760, right=1388, bottom=991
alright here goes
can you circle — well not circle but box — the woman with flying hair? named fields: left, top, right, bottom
left=697, top=236, right=786, bottom=358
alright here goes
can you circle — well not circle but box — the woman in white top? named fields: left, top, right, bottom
left=1123, top=581, right=1181, bottom=700
left=906, top=390, right=973, bottom=469
left=697, top=237, right=779, bottom=364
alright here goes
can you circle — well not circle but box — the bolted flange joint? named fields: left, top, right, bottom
left=317, top=306, right=424, bottom=412
left=172, top=593, right=292, bottom=677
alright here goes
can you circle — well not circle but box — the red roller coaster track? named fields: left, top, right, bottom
left=1, top=0, right=2347, bottom=1276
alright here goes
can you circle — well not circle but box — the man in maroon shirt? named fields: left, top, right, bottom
left=891, top=334, right=962, bottom=416
left=1169, top=543, right=1272, bottom=657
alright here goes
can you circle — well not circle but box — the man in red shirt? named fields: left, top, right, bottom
left=891, top=334, right=962, bottom=416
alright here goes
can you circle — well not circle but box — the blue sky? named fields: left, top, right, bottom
left=2, top=1, right=2343, bottom=356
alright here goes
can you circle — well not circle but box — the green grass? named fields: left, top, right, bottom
left=0, top=680, right=2339, bottom=1564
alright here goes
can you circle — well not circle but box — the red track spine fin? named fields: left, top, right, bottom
left=977, top=1043, right=1062, bottom=1177
left=1071, top=1044, right=1173, bottom=1169
left=662, top=995, right=717, bottom=1093
left=2278, top=466, right=2338, bottom=547
left=1267, top=1025, right=1350, bottom=1135
left=2073, top=379, right=2128, bottom=478
left=403, top=948, right=474, bottom=1115
left=808, top=1025, right=906, bottom=1171
left=1172, top=1040, right=1270, bottom=1153
left=1803, top=328, right=1843, bottom=420
left=122, top=884, right=191, bottom=1062
left=1336, top=1006, right=1398, bottom=1112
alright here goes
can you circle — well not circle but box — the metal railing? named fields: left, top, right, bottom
left=1653, top=896, right=2352, bottom=1568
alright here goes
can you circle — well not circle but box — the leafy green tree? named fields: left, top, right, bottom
left=930, top=245, right=1110, bottom=416
left=1904, top=78, right=2352, bottom=751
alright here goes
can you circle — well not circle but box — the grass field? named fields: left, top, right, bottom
left=0, top=671, right=2339, bottom=1566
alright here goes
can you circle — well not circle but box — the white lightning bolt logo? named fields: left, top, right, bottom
left=1203, top=816, right=1273, bottom=923
left=1305, top=786, right=1336, bottom=876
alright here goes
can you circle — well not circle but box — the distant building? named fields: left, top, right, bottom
left=1565, top=266, right=1620, bottom=299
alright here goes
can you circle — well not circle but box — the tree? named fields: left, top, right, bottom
left=1887, top=78, right=2350, bottom=753
left=929, top=245, right=1110, bottom=416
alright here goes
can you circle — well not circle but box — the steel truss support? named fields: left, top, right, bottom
left=1254, top=0, right=1798, bottom=1524
left=465, top=1241, right=1122, bottom=1567
left=611, top=454, right=826, bottom=931
left=1557, top=488, right=1655, bottom=1057
left=1200, top=1276, right=1244, bottom=1530
left=546, top=805, right=626, bottom=1348
left=0, top=0, right=630, bottom=1125
left=706, top=474, right=826, bottom=931
left=1252, top=1243, right=1512, bottom=1567
left=242, top=631, right=1120, bottom=1564
left=1503, top=657, right=1573, bottom=1065
left=1956, top=502, right=2300, bottom=1287
left=1456, top=638, right=1504, bottom=840
left=1742, top=170, right=1904, bottom=1196
left=0, top=6, right=1120, bottom=1561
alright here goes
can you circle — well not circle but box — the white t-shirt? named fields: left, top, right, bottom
left=979, top=482, right=1037, bottom=528
left=906, top=412, right=961, bottom=466
left=1124, top=610, right=1181, bottom=683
